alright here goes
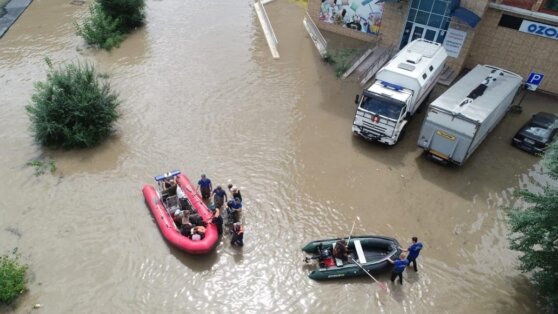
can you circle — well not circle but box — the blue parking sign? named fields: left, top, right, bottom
left=526, top=72, right=544, bottom=91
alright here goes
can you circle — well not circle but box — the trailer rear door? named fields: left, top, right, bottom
left=418, top=108, right=476, bottom=165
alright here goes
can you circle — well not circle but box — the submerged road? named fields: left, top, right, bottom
left=0, top=0, right=552, bottom=312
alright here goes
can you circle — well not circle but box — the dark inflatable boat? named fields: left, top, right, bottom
left=302, top=235, right=401, bottom=280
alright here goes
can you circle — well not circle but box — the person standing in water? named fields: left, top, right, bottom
left=388, top=253, right=409, bottom=285
left=227, top=184, right=242, bottom=203
left=212, top=185, right=227, bottom=210
left=212, top=207, right=224, bottom=236
left=231, top=222, right=244, bottom=246
left=402, top=236, right=423, bottom=272
left=196, top=174, right=213, bottom=199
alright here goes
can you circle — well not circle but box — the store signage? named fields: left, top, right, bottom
left=442, top=28, right=467, bottom=58
left=519, top=20, right=558, bottom=41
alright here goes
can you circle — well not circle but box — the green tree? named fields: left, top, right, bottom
left=0, top=255, right=27, bottom=305
left=26, top=59, right=120, bottom=149
left=508, top=140, right=558, bottom=312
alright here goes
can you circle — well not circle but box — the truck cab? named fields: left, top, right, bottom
left=351, top=39, right=447, bottom=146
left=352, top=81, right=413, bottom=145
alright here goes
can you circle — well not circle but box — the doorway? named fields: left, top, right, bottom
left=410, top=24, right=439, bottom=42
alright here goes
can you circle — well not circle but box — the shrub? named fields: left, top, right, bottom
left=26, top=59, right=120, bottom=149
left=98, top=0, right=145, bottom=31
left=0, top=255, right=27, bottom=305
left=76, top=4, right=125, bottom=51
left=76, top=0, right=145, bottom=50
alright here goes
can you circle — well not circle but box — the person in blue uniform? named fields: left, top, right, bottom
left=196, top=174, right=213, bottom=199
left=212, top=185, right=227, bottom=209
left=388, top=253, right=409, bottom=285
left=403, top=236, right=423, bottom=272
left=226, top=197, right=242, bottom=223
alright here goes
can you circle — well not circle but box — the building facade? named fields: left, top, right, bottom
left=308, top=0, right=558, bottom=94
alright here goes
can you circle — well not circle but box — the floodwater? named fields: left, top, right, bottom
left=0, top=0, right=554, bottom=312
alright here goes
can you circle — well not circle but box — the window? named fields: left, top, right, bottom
left=432, top=0, right=449, bottom=15
left=428, top=13, right=443, bottom=28
left=416, top=11, right=429, bottom=24
left=409, top=9, right=417, bottom=21
left=422, top=73, right=428, bottom=79
left=429, top=65, right=434, bottom=71
left=405, top=0, right=452, bottom=30
left=545, top=0, right=558, bottom=10
left=403, top=0, right=453, bottom=47
left=541, top=0, right=558, bottom=15
left=419, top=0, right=434, bottom=11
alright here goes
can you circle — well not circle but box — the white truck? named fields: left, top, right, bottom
left=417, top=64, right=523, bottom=165
left=352, top=39, right=448, bottom=145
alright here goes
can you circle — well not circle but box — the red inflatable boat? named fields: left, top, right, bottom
left=142, top=170, right=218, bottom=254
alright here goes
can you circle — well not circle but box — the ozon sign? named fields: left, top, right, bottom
left=519, top=20, right=558, bottom=41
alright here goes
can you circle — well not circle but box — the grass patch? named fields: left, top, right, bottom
left=325, top=48, right=361, bottom=78
left=0, top=255, right=27, bottom=305
left=26, top=158, right=56, bottom=176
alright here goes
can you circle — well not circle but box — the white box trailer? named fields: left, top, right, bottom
left=352, top=39, right=448, bottom=145
left=417, top=64, right=523, bottom=165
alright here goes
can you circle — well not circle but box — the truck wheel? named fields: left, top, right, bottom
left=398, top=126, right=407, bottom=142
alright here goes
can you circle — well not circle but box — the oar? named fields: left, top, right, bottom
left=347, top=216, right=360, bottom=249
left=351, top=257, right=389, bottom=293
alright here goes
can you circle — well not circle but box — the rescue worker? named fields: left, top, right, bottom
left=332, top=239, right=349, bottom=261
left=388, top=253, right=409, bottom=285
left=402, top=236, right=423, bottom=272
left=196, top=174, right=213, bottom=199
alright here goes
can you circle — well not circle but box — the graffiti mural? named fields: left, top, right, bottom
left=319, top=0, right=384, bottom=35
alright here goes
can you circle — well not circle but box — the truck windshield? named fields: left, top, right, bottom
left=359, top=93, right=405, bottom=120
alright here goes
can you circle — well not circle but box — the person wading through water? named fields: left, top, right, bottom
left=228, top=184, right=242, bottom=203
left=402, top=236, right=423, bottom=272
left=196, top=174, right=212, bottom=199
left=212, top=185, right=227, bottom=210
left=388, top=253, right=409, bottom=285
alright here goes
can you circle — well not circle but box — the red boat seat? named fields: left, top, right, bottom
left=323, top=257, right=335, bottom=268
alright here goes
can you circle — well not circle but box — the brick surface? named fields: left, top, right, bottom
left=466, top=9, right=558, bottom=93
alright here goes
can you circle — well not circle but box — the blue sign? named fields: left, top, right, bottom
left=526, top=72, right=544, bottom=91
left=519, top=20, right=558, bottom=41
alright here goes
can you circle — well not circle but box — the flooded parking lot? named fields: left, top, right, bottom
left=0, top=0, right=553, bottom=312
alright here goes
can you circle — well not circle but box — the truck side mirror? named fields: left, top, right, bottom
left=354, top=94, right=360, bottom=105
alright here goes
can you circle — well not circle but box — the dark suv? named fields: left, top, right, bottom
left=512, top=112, right=557, bottom=155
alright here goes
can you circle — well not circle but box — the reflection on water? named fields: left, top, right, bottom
left=0, top=0, right=552, bottom=312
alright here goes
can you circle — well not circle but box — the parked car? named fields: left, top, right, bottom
left=512, top=112, right=558, bottom=154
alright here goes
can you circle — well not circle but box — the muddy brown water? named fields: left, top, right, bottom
left=0, top=0, right=554, bottom=312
